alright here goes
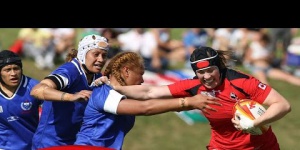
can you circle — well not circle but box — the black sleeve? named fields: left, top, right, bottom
left=44, top=74, right=65, bottom=90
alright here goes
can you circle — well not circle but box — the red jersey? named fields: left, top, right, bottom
left=168, top=69, right=279, bottom=150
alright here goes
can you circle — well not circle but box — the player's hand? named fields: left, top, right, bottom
left=93, top=76, right=110, bottom=86
left=231, top=117, right=241, bottom=130
left=231, top=114, right=254, bottom=131
left=187, top=94, right=222, bottom=114
left=67, top=90, right=92, bottom=102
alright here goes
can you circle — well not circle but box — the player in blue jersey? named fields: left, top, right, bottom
left=30, top=34, right=110, bottom=149
left=0, top=50, right=42, bottom=150
left=75, top=51, right=221, bottom=150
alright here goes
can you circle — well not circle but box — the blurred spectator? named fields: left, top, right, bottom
left=183, top=28, right=212, bottom=56
left=111, top=28, right=131, bottom=35
left=140, top=29, right=168, bottom=73
left=10, top=28, right=36, bottom=55
left=9, top=39, right=23, bottom=55
left=229, top=28, right=251, bottom=64
left=117, top=28, right=168, bottom=73
left=212, top=28, right=233, bottom=51
left=17, top=28, right=56, bottom=70
left=117, top=28, right=145, bottom=53
left=151, top=28, right=186, bottom=68
left=101, top=28, right=122, bottom=59
left=268, top=28, right=294, bottom=53
left=244, top=31, right=300, bottom=86
left=268, top=28, right=298, bottom=67
left=284, top=37, right=300, bottom=76
left=52, top=28, right=76, bottom=61
left=211, top=28, right=236, bottom=66
left=182, top=28, right=213, bottom=68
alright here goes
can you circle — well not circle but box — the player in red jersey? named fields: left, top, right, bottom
left=112, top=46, right=291, bottom=150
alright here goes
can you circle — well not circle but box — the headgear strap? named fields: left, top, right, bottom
left=191, top=53, right=219, bottom=72
left=190, top=46, right=221, bottom=72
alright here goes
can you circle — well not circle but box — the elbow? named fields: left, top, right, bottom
left=285, top=103, right=292, bottom=114
left=30, top=84, right=46, bottom=99
left=280, top=101, right=292, bottom=116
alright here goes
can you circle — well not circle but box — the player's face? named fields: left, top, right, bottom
left=124, top=67, right=144, bottom=85
left=85, top=49, right=108, bottom=73
left=196, top=66, right=220, bottom=89
left=0, top=64, right=22, bottom=88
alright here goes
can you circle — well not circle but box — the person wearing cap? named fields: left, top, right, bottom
left=0, top=50, right=42, bottom=150
left=30, top=34, right=110, bottom=149
left=74, top=51, right=221, bottom=150
left=112, top=46, right=291, bottom=150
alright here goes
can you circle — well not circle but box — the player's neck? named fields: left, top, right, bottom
left=0, top=83, right=17, bottom=97
left=109, top=77, right=121, bottom=87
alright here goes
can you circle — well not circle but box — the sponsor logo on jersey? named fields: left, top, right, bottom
left=0, top=106, right=3, bottom=113
left=21, top=101, right=32, bottom=111
left=258, top=82, right=267, bottom=90
left=201, top=90, right=221, bottom=97
left=230, top=92, right=238, bottom=100
left=7, top=116, right=19, bottom=122
left=212, top=90, right=221, bottom=95
left=201, top=91, right=215, bottom=97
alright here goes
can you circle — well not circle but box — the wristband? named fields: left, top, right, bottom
left=179, top=97, right=186, bottom=108
left=61, top=92, right=67, bottom=101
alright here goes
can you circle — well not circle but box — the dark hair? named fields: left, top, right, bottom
left=103, top=52, right=144, bottom=86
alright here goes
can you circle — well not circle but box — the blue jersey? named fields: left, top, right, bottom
left=32, top=58, right=102, bottom=149
left=75, top=84, right=135, bottom=150
left=0, top=75, right=41, bottom=150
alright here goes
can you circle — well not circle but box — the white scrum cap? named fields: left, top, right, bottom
left=77, top=34, right=109, bottom=64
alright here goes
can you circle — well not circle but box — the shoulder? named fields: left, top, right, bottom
left=93, top=84, right=112, bottom=93
left=92, top=84, right=120, bottom=100
left=24, top=75, right=39, bottom=83
left=226, top=69, right=263, bottom=88
left=51, top=60, right=83, bottom=77
left=226, top=69, right=251, bottom=81
left=23, top=75, right=39, bottom=87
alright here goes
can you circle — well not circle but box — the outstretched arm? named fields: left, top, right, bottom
left=116, top=94, right=221, bottom=115
left=114, top=84, right=173, bottom=100
left=94, top=76, right=171, bottom=99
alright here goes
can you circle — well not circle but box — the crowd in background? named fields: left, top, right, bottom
left=9, top=28, right=300, bottom=86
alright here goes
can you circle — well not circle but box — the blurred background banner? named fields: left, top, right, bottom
left=175, top=110, right=208, bottom=125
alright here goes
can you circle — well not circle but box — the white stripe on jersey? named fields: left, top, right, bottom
left=48, top=74, right=69, bottom=89
left=23, top=76, right=28, bottom=88
left=72, top=59, right=83, bottom=75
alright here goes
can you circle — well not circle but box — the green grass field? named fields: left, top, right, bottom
left=1, top=28, right=299, bottom=150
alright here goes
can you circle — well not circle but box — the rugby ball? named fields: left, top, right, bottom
left=233, top=99, right=270, bottom=135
